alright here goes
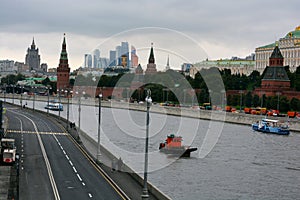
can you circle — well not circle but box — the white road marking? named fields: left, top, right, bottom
left=76, top=174, right=82, bottom=182
left=88, top=193, right=92, bottom=198
left=72, top=166, right=77, bottom=173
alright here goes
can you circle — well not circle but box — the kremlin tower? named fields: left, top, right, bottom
left=145, top=43, right=157, bottom=75
left=56, top=34, right=70, bottom=91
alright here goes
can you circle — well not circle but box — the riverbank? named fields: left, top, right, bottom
left=2, top=94, right=300, bottom=132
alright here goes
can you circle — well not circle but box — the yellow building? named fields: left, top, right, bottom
left=255, top=26, right=300, bottom=73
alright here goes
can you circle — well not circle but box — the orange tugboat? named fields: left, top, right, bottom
left=159, top=134, right=197, bottom=157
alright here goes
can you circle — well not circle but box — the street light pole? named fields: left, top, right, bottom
left=20, top=86, right=23, bottom=108
left=142, top=89, right=152, bottom=199
left=277, top=92, right=281, bottom=111
left=3, top=86, right=6, bottom=104
left=65, top=90, right=71, bottom=132
left=12, top=85, right=15, bottom=104
left=239, top=90, right=243, bottom=113
left=33, top=87, right=35, bottom=112
left=47, top=87, right=51, bottom=116
left=77, top=91, right=85, bottom=138
left=97, top=93, right=102, bottom=163
left=58, top=89, right=61, bottom=119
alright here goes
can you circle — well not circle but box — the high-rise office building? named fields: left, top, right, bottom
left=84, top=54, right=92, bottom=68
left=109, top=50, right=117, bottom=66
left=93, top=49, right=100, bottom=68
left=25, top=38, right=40, bottom=70
left=121, top=42, right=130, bottom=68
left=116, top=45, right=122, bottom=66
left=131, top=46, right=139, bottom=67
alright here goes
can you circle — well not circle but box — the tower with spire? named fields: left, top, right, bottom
left=145, top=43, right=157, bottom=75
left=25, top=37, right=40, bottom=70
left=165, top=55, right=170, bottom=71
left=57, top=34, right=70, bottom=91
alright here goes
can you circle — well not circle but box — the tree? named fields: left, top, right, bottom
left=244, top=92, right=252, bottom=107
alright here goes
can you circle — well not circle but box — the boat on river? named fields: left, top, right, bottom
left=159, top=134, right=197, bottom=157
left=252, top=118, right=290, bottom=135
left=45, top=100, right=63, bottom=111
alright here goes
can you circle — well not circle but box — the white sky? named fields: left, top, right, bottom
left=0, top=0, right=299, bottom=71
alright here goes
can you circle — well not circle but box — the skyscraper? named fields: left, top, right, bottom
left=93, top=49, right=100, bottom=68
left=145, top=43, right=157, bottom=75
left=131, top=46, right=139, bottom=67
left=109, top=50, right=116, bottom=66
left=57, top=34, right=70, bottom=91
left=121, top=42, right=130, bottom=68
left=84, top=54, right=92, bottom=68
left=25, top=38, right=40, bottom=70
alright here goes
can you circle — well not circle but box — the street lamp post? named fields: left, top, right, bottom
left=3, top=87, right=6, bottom=104
left=47, top=87, right=51, bottom=116
left=12, top=85, right=15, bottom=104
left=20, top=86, right=24, bottom=108
left=97, top=93, right=102, bottom=163
left=239, top=90, right=243, bottom=113
left=57, top=89, right=61, bottom=119
left=77, top=91, right=85, bottom=138
left=141, top=89, right=152, bottom=199
left=260, top=90, right=264, bottom=115
left=65, top=90, right=72, bottom=132
left=33, top=87, right=36, bottom=112
left=276, top=92, right=281, bottom=111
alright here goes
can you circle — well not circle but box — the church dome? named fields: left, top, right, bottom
left=285, top=26, right=300, bottom=38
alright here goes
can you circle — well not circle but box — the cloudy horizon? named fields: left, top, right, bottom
left=0, top=0, right=299, bottom=71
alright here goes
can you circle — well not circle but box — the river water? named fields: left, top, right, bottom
left=5, top=98, right=300, bottom=199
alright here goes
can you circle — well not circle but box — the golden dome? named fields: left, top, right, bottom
left=296, top=26, right=300, bottom=31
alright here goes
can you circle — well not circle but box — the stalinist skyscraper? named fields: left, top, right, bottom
left=25, top=38, right=40, bottom=70
left=145, top=43, right=157, bottom=75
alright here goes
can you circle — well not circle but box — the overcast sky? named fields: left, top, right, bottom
left=0, top=0, right=299, bottom=71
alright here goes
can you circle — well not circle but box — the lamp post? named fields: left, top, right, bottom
left=239, top=90, right=243, bottom=113
left=260, top=90, right=264, bottom=115
left=276, top=92, right=281, bottom=111
left=3, top=86, right=6, bottom=104
left=20, top=86, right=24, bottom=108
left=57, top=89, right=61, bottom=119
left=97, top=93, right=102, bottom=163
left=12, top=85, right=15, bottom=104
left=141, top=89, right=152, bottom=199
left=77, top=90, right=85, bottom=137
left=47, top=87, right=52, bottom=116
left=65, top=89, right=72, bottom=132
left=32, top=87, right=36, bottom=112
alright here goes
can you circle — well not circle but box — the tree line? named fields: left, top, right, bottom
left=1, top=65, right=300, bottom=112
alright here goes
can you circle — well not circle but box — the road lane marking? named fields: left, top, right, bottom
left=76, top=174, right=82, bottom=182
left=6, top=129, right=67, bottom=135
left=69, top=161, right=73, bottom=166
left=88, top=193, right=92, bottom=198
left=82, top=182, right=85, bottom=186
left=72, top=166, right=77, bottom=173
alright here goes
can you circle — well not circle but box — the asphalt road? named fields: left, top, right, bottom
left=5, top=105, right=125, bottom=200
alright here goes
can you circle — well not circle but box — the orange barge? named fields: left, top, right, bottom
left=159, top=134, right=197, bottom=157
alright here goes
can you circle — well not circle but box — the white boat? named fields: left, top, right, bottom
left=45, top=100, right=63, bottom=111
